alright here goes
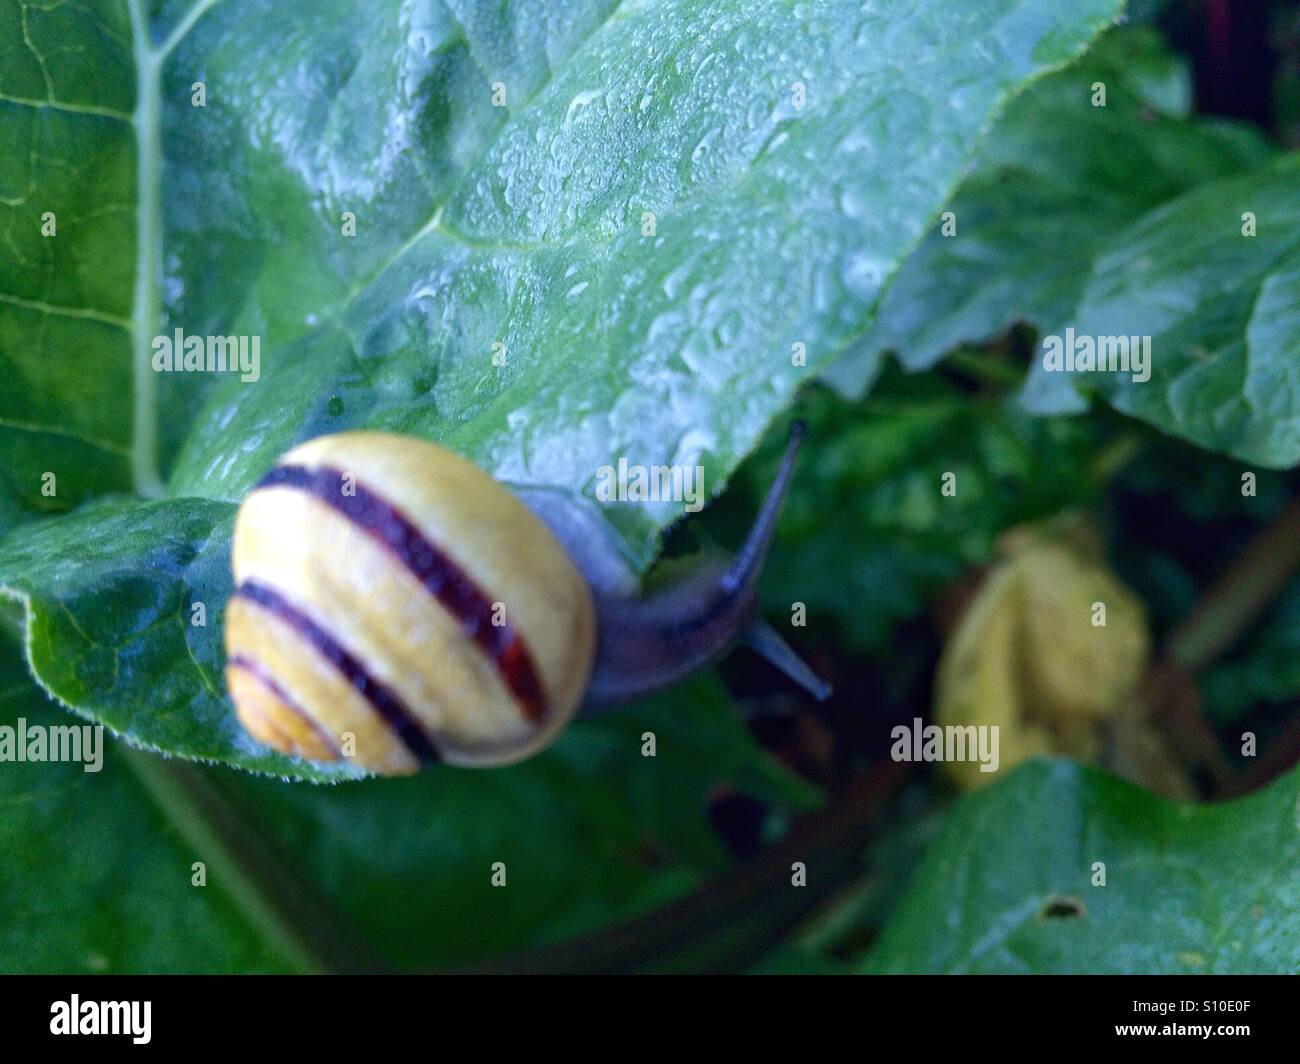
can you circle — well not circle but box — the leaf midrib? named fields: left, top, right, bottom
left=122, top=745, right=386, bottom=973
left=129, top=0, right=631, bottom=496
left=118, top=0, right=373, bottom=974
left=126, top=0, right=227, bottom=499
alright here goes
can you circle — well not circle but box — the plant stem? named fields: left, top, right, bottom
left=124, top=748, right=386, bottom=973
left=1166, top=500, right=1300, bottom=673
left=1145, top=499, right=1300, bottom=795
left=461, top=760, right=912, bottom=974
left=1088, top=430, right=1144, bottom=487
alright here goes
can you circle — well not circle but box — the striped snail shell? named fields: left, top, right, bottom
left=225, top=426, right=827, bottom=776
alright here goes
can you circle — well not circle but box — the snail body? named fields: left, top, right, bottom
left=225, top=426, right=826, bottom=776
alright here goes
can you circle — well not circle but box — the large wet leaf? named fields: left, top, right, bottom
left=821, top=26, right=1276, bottom=398
left=0, top=0, right=1122, bottom=773
left=824, top=23, right=1299, bottom=468
left=863, top=759, right=1300, bottom=974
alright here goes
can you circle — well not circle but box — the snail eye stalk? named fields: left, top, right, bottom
left=722, top=419, right=806, bottom=599
left=581, top=419, right=830, bottom=712
left=743, top=618, right=832, bottom=702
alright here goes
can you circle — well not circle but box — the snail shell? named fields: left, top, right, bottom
left=226, top=425, right=828, bottom=776
left=224, top=432, right=596, bottom=775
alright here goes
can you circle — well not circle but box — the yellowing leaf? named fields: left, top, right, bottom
left=935, top=530, right=1150, bottom=789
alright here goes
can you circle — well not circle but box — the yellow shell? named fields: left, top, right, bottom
left=224, top=432, right=596, bottom=775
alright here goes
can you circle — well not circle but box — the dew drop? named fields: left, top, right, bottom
left=564, top=89, right=603, bottom=127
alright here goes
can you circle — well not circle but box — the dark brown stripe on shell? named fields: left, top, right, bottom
left=228, top=653, right=343, bottom=757
left=233, top=581, right=440, bottom=764
left=256, top=462, right=549, bottom=725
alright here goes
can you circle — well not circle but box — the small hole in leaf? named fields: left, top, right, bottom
left=1038, top=894, right=1086, bottom=921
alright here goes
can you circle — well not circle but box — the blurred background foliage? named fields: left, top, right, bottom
left=2, top=0, right=1298, bottom=974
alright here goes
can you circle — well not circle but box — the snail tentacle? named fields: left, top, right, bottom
left=581, top=421, right=829, bottom=712
left=741, top=619, right=832, bottom=702
left=722, top=419, right=805, bottom=598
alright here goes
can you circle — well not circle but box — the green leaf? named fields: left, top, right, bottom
left=752, top=947, right=852, bottom=974
left=725, top=375, right=1103, bottom=652
left=0, top=0, right=1124, bottom=773
left=863, top=759, right=1300, bottom=974
left=1023, top=155, right=1300, bottom=467
left=0, top=496, right=339, bottom=776
left=0, top=629, right=817, bottom=971
left=0, top=640, right=293, bottom=972
left=243, top=685, right=818, bottom=969
left=822, top=26, right=1276, bottom=397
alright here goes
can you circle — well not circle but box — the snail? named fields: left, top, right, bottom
left=224, top=424, right=828, bottom=775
